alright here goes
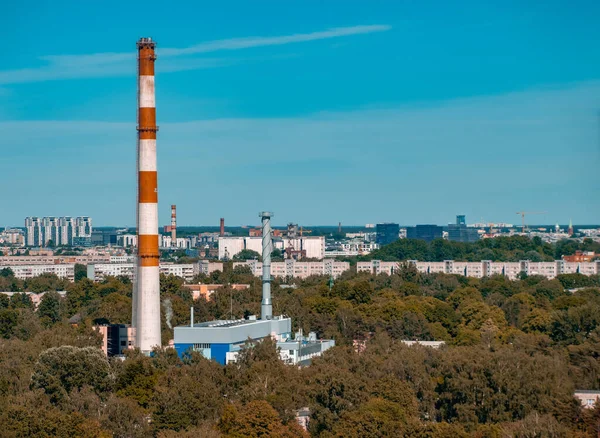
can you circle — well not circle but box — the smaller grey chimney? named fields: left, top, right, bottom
left=259, top=211, right=273, bottom=320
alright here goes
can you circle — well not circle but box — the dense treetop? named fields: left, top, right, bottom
left=1, top=251, right=600, bottom=436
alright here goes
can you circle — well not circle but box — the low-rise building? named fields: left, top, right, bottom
left=401, top=340, right=446, bottom=349
left=182, top=283, right=250, bottom=300
left=574, top=390, right=600, bottom=409
left=0, top=291, right=67, bottom=309
left=94, top=324, right=136, bottom=356
left=563, top=251, right=597, bottom=263
left=174, top=316, right=334, bottom=366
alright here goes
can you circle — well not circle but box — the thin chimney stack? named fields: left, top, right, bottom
left=171, top=204, right=177, bottom=247
left=133, top=37, right=161, bottom=353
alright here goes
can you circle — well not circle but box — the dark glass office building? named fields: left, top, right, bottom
left=447, top=215, right=479, bottom=243
left=376, top=223, right=400, bottom=246
left=406, top=225, right=443, bottom=242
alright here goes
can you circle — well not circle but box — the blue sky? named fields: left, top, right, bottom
left=1, top=1, right=599, bottom=227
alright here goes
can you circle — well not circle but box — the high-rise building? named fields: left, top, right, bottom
left=58, top=217, right=75, bottom=245
left=25, top=217, right=42, bottom=246
left=456, top=215, right=466, bottom=226
left=25, top=216, right=93, bottom=247
left=406, top=225, right=443, bottom=242
left=376, top=223, right=400, bottom=246
left=41, top=217, right=59, bottom=246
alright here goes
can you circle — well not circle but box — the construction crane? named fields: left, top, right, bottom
left=516, top=211, right=547, bottom=233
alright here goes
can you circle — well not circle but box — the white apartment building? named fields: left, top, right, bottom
left=198, top=260, right=223, bottom=275
left=5, top=264, right=75, bottom=282
left=233, top=259, right=349, bottom=279
left=109, top=255, right=135, bottom=264
left=25, top=216, right=92, bottom=247
left=87, top=263, right=135, bottom=281
left=338, top=241, right=379, bottom=255
left=160, top=263, right=196, bottom=282
left=218, top=236, right=325, bottom=260
left=357, top=260, right=600, bottom=280
left=87, top=262, right=199, bottom=282
left=0, top=228, right=25, bottom=246
left=160, top=236, right=194, bottom=249
left=117, top=234, right=137, bottom=247
left=0, top=254, right=111, bottom=266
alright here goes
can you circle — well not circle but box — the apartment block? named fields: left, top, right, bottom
left=233, top=259, right=349, bottom=279
left=5, top=264, right=75, bottom=281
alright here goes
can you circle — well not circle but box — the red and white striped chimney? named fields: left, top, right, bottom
left=171, top=204, right=177, bottom=247
left=134, top=37, right=161, bottom=353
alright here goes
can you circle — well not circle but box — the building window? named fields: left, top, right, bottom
left=587, top=399, right=595, bottom=406
left=121, top=341, right=126, bottom=346
left=289, top=350, right=295, bottom=355
left=193, top=343, right=211, bottom=350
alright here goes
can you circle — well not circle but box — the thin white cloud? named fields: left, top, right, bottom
left=1, top=80, right=599, bottom=225
left=0, top=25, right=391, bottom=85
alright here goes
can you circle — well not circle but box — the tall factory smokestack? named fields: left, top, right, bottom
left=171, top=205, right=177, bottom=247
left=220, top=218, right=225, bottom=237
left=134, top=37, right=161, bottom=352
left=260, top=211, right=273, bottom=320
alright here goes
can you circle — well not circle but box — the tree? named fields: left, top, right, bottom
left=218, top=400, right=306, bottom=437
left=1, top=267, right=14, bottom=278
left=0, top=308, right=19, bottom=338
left=31, top=346, right=114, bottom=404
left=233, top=249, right=261, bottom=261
left=10, top=292, right=33, bottom=309
left=74, top=264, right=87, bottom=282
left=37, top=291, right=64, bottom=327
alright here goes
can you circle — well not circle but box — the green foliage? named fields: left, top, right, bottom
left=233, top=249, right=261, bottom=261
left=31, top=345, right=114, bottom=404
left=365, top=235, right=566, bottom=262
left=1, top=257, right=600, bottom=435
left=1, top=267, right=15, bottom=277
left=37, top=292, right=65, bottom=327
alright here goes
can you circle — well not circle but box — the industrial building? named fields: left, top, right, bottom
left=218, top=235, right=325, bottom=260
left=174, top=211, right=335, bottom=365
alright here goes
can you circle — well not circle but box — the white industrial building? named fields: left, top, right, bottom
left=5, top=264, right=75, bottom=282
left=218, top=236, right=325, bottom=260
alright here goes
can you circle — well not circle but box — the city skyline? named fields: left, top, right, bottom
left=2, top=1, right=599, bottom=226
